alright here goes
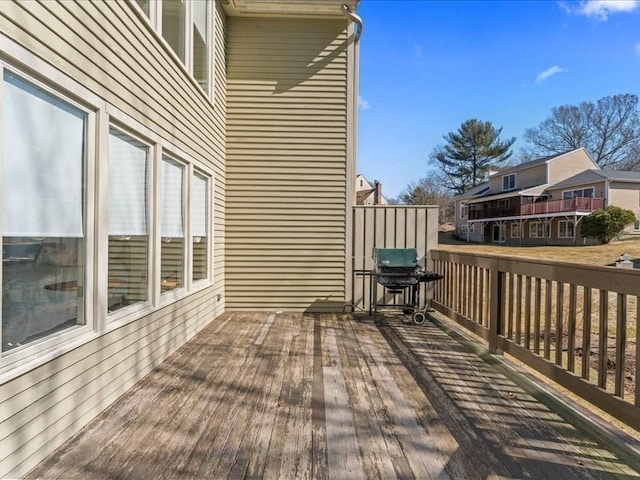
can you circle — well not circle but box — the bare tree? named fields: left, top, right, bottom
left=397, top=174, right=454, bottom=223
left=523, top=94, right=640, bottom=170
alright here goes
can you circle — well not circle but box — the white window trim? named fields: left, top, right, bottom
left=0, top=59, right=100, bottom=371
left=460, top=202, right=468, bottom=219
left=502, top=173, right=516, bottom=191
left=529, top=221, right=547, bottom=238
left=558, top=220, right=575, bottom=239
left=510, top=223, right=522, bottom=238
left=129, top=0, right=217, bottom=104
left=562, top=187, right=595, bottom=199
left=0, top=38, right=216, bottom=378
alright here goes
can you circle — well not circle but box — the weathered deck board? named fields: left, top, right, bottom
left=26, top=312, right=640, bottom=480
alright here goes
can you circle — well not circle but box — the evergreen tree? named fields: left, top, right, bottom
left=431, top=119, right=516, bottom=194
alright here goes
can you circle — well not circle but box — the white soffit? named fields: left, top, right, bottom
left=222, top=0, right=358, bottom=17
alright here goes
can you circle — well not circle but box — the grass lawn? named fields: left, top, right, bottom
left=436, top=232, right=640, bottom=267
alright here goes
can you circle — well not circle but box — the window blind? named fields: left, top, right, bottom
left=2, top=71, right=85, bottom=237
left=192, top=173, right=207, bottom=237
left=108, top=129, right=148, bottom=236
left=161, top=157, right=184, bottom=238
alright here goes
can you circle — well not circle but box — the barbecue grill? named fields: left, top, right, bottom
left=372, top=247, right=443, bottom=324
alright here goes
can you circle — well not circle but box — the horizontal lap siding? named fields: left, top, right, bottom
left=0, top=1, right=226, bottom=477
left=226, top=17, right=349, bottom=311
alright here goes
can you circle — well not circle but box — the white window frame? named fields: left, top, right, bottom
left=460, top=224, right=468, bottom=235
left=131, top=0, right=216, bottom=104
left=502, top=173, right=515, bottom=191
left=460, top=202, right=468, bottom=219
left=103, top=123, right=157, bottom=326
left=529, top=221, right=547, bottom=238
left=0, top=56, right=101, bottom=373
left=510, top=223, right=522, bottom=238
left=562, top=187, right=595, bottom=199
left=191, top=169, right=212, bottom=285
left=558, top=220, right=574, bottom=239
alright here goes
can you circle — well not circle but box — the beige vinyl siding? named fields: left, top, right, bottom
left=545, top=180, right=606, bottom=201
left=547, top=149, right=597, bottom=184
left=226, top=17, right=349, bottom=311
left=489, top=164, right=547, bottom=191
left=0, top=1, right=226, bottom=477
left=608, top=182, right=640, bottom=232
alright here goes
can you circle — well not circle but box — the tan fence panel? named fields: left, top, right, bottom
left=351, top=206, right=439, bottom=312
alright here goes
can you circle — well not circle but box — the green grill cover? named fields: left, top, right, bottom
left=373, top=248, right=419, bottom=267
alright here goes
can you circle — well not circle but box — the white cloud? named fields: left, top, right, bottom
left=358, top=95, right=371, bottom=110
left=560, top=0, right=639, bottom=20
left=535, top=66, right=566, bottom=84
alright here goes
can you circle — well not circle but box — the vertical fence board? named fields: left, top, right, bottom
left=582, top=287, right=592, bottom=381
left=555, top=282, right=564, bottom=366
left=615, top=293, right=627, bottom=398
left=567, top=284, right=577, bottom=373
left=598, top=290, right=608, bottom=389
left=534, top=278, right=542, bottom=354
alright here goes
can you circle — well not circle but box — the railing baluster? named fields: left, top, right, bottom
left=507, top=273, right=514, bottom=339
left=544, top=279, right=552, bottom=360
left=479, top=266, right=485, bottom=326
left=516, top=274, right=523, bottom=345
left=615, top=293, right=627, bottom=398
left=598, top=290, right=608, bottom=389
left=525, top=276, right=532, bottom=350
left=534, top=277, right=542, bottom=354
left=582, top=287, right=592, bottom=381
left=636, top=295, right=639, bottom=407
left=556, top=282, right=564, bottom=366
left=567, top=284, right=577, bottom=373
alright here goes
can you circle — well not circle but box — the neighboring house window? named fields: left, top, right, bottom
left=530, top=221, right=549, bottom=238
left=460, top=224, right=468, bottom=235
left=558, top=220, right=574, bottom=239
left=2, top=71, right=87, bottom=352
left=161, top=157, right=186, bottom=293
left=502, top=173, right=515, bottom=191
left=192, top=171, right=210, bottom=282
left=460, top=202, right=468, bottom=219
left=359, top=179, right=363, bottom=188
left=108, top=128, right=150, bottom=314
left=562, top=187, right=595, bottom=199
left=511, top=223, right=522, bottom=238
left=634, top=221, right=640, bottom=232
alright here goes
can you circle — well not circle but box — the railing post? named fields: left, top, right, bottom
left=488, top=258, right=503, bottom=354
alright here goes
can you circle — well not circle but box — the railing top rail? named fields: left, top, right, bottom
left=431, top=248, right=640, bottom=296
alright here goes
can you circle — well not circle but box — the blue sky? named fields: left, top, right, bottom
left=356, top=0, right=640, bottom=199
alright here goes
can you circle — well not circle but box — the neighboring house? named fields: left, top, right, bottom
left=356, top=173, right=387, bottom=205
left=0, top=1, right=359, bottom=477
left=454, top=148, right=640, bottom=245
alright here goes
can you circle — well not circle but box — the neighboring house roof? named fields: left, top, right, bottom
left=356, top=188, right=376, bottom=204
left=455, top=182, right=490, bottom=200
left=550, top=170, right=640, bottom=190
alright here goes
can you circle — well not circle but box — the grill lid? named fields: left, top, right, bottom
left=373, top=248, right=419, bottom=268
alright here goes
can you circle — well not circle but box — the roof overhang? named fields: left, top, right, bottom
left=221, top=0, right=358, bottom=17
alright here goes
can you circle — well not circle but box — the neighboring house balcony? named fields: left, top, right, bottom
left=468, top=197, right=605, bottom=221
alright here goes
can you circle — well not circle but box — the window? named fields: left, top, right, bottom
left=502, top=173, right=515, bottom=191
left=460, top=202, right=468, bottom=219
left=192, top=172, right=209, bottom=282
left=634, top=221, right=640, bottom=232
left=160, top=157, right=185, bottom=293
left=162, top=0, right=187, bottom=63
left=530, top=221, right=550, bottom=238
left=563, top=187, right=594, bottom=199
left=192, top=0, right=209, bottom=94
left=558, top=220, right=574, bottom=239
left=510, top=223, right=522, bottom=238
left=136, top=1, right=215, bottom=101
left=2, top=71, right=87, bottom=352
left=460, top=224, right=468, bottom=235
left=107, top=129, right=149, bottom=313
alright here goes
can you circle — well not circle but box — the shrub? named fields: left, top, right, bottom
left=581, top=206, right=637, bottom=244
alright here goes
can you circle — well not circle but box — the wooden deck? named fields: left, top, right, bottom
left=28, top=312, right=639, bottom=479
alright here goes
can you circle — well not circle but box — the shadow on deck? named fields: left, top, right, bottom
left=27, top=312, right=640, bottom=479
